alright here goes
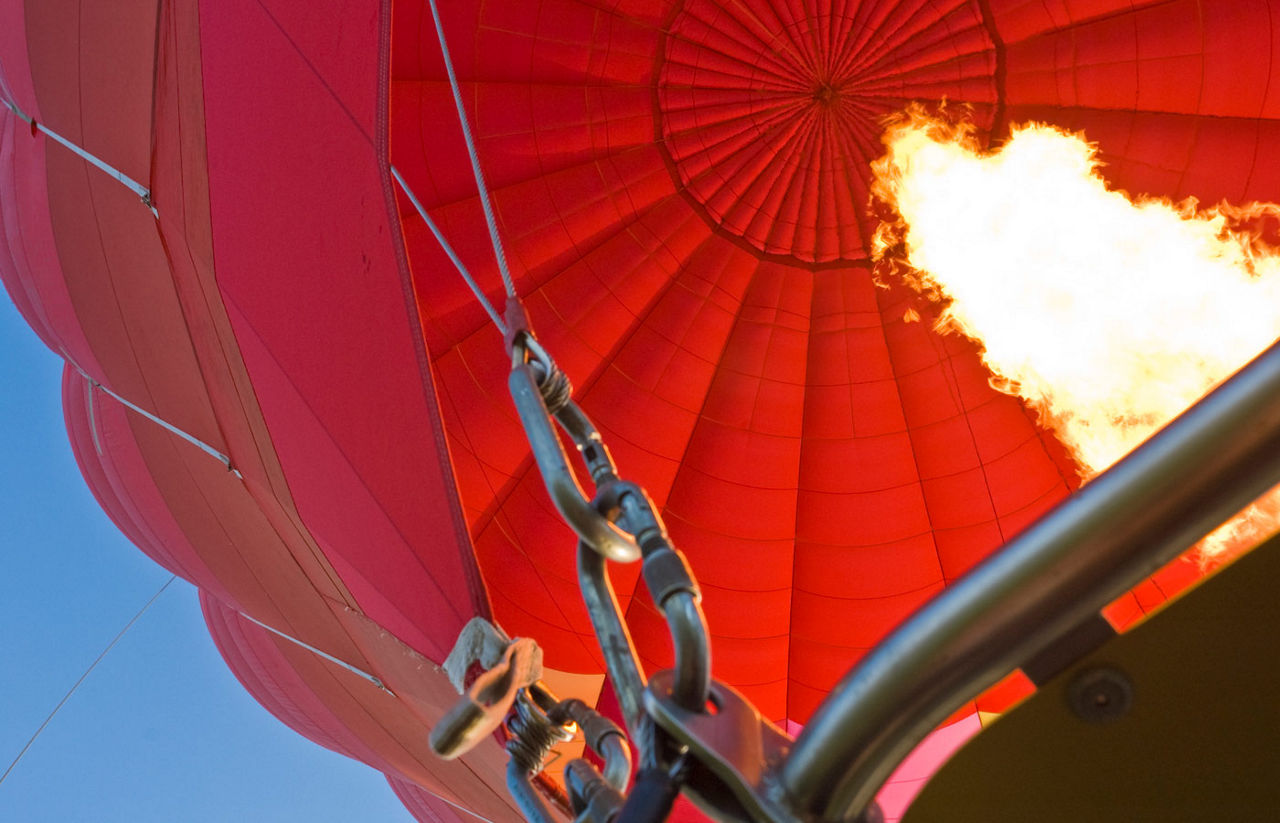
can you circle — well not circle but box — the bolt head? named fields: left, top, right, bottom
left=1067, top=666, right=1134, bottom=723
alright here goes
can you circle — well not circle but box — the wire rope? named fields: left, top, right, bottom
left=391, top=167, right=508, bottom=336
left=423, top=0, right=517, bottom=299
left=0, top=575, right=177, bottom=789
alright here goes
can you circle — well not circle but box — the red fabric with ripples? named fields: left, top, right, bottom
left=4, top=1, right=1276, bottom=821
left=391, top=0, right=1262, bottom=732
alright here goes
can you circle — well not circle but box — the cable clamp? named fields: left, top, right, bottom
left=431, top=620, right=544, bottom=760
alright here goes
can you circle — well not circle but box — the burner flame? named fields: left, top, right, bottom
left=871, top=107, right=1280, bottom=562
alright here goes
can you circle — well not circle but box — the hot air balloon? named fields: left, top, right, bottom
left=3, top=0, right=1278, bottom=820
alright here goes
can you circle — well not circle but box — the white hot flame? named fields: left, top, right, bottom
left=871, top=109, right=1280, bottom=561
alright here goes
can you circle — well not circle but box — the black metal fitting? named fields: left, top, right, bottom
left=593, top=480, right=639, bottom=524
left=505, top=297, right=573, bottom=415
left=1067, top=665, right=1134, bottom=723
left=553, top=700, right=626, bottom=756
left=565, top=759, right=625, bottom=823
left=551, top=698, right=632, bottom=791
left=613, top=767, right=684, bottom=823
left=508, top=368, right=639, bottom=563
left=642, top=546, right=701, bottom=608
left=507, top=760, right=560, bottom=823
left=504, top=295, right=535, bottom=354
left=537, top=365, right=573, bottom=414
left=618, top=486, right=670, bottom=549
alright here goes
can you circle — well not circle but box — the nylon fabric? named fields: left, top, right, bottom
left=2, top=0, right=500, bottom=817
left=390, top=774, right=485, bottom=823
left=199, top=0, right=487, bottom=660
left=389, top=3, right=1244, bottom=812
left=392, top=0, right=1089, bottom=726
left=3, top=1, right=1277, bottom=822
left=201, top=593, right=521, bottom=823
left=22, top=0, right=154, bottom=186
left=0, top=96, right=105, bottom=380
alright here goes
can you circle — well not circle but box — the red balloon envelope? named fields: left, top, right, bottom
left=2, top=1, right=1274, bottom=820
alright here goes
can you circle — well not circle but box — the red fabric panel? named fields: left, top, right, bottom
left=389, top=776, right=476, bottom=823
left=9, top=2, right=1280, bottom=821
left=41, top=149, right=226, bottom=447
left=658, top=0, right=995, bottom=262
left=202, top=593, right=521, bottom=823
left=6, top=0, right=494, bottom=815
left=0, top=0, right=104, bottom=380
left=995, top=0, right=1280, bottom=208
left=390, top=0, right=1063, bottom=730
left=63, top=368, right=231, bottom=601
left=0, top=1, right=38, bottom=115
left=147, top=0, right=382, bottom=631
left=22, top=0, right=225, bottom=450
left=69, top=358, right=373, bottom=664
left=13, top=0, right=375, bottom=666
left=198, top=0, right=485, bottom=663
left=70, top=350, right=516, bottom=818
left=22, top=0, right=155, bottom=184
left=391, top=1, right=1280, bottom=743
left=202, top=592, right=384, bottom=767
left=997, top=1, right=1280, bottom=118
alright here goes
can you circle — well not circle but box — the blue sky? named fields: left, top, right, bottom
left=0, top=288, right=415, bottom=821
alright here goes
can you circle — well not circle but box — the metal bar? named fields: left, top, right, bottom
left=780, top=337, right=1280, bottom=821
left=662, top=593, right=711, bottom=713
left=565, top=760, right=626, bottom=822
left=615, top=490, right=711, bottom=713
left=551, top=698, right=633, bottom=792
left=598, top=735, right=633, bottom=793
left=578, top=542, right=648, bottom=739
left=507, top=761, right=563, bottom=823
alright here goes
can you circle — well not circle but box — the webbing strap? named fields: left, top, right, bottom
left=1, top=97, right=156, bottom=217
left=81, top=372, right=239, bottom=477
left=238, top=611, right=392, bottom=694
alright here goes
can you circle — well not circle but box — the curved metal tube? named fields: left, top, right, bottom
left=663, top=592, right=711, bottom=713
left=508, top=761, right=564, bottom=823
left=597, top=734, right=633, bottom=793
left=553, top=697, right=633, bottom=792
left=509, top=365, right=640, bottom=562
left=612, top=490, right=712, bottom=714
left=578, top=542, right=648, bottom=739
left=781, top=337, right=1280, bottom=821
left=564, top=760, right=626, bottom=823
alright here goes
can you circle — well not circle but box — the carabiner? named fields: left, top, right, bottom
left=508, top=361, right=642, bottom=563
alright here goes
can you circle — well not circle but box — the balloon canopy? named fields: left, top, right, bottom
left=1, top=1, right=1272, bottom=820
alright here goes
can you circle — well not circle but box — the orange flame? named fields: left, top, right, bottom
left=870, top=107, right=1280, bottom=561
